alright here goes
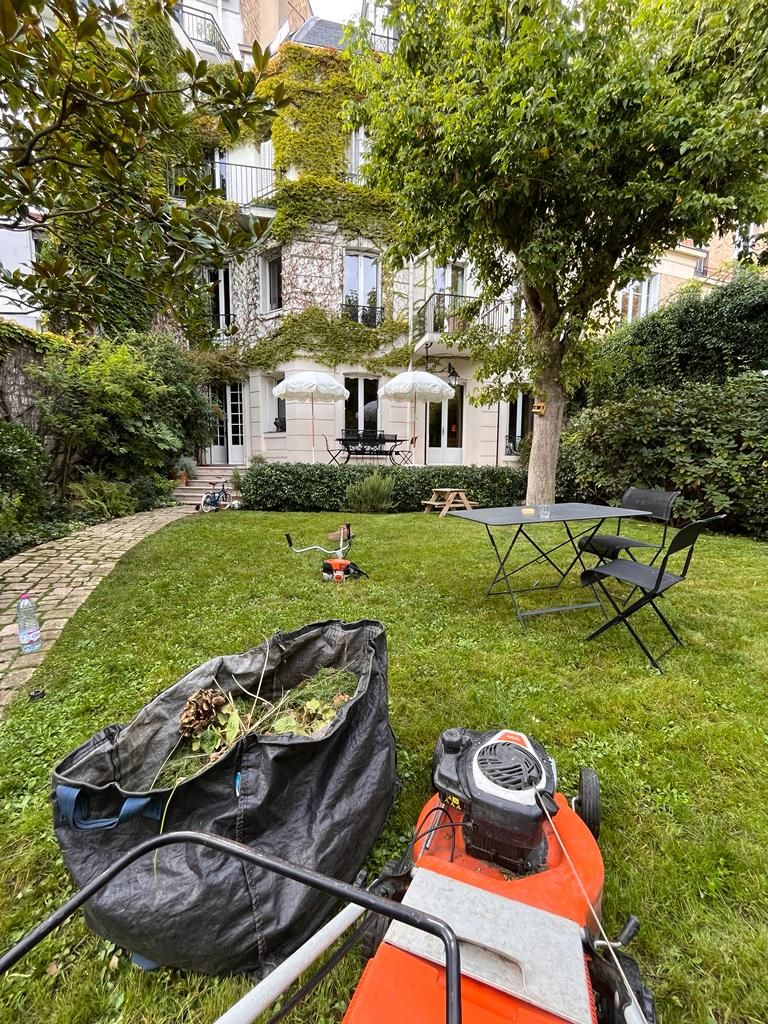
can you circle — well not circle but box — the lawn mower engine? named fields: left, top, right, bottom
left=344, top=726, right=658, bottom=1024
left=433, top=726, right=558, bottom=873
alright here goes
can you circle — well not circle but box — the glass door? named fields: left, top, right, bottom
left=427, top=385, right=464, bottom=464
left=207, top=382, right=245, bottom=464
left=209, top=383, right=228, bottom=464
left=343, top=252, right=380, bottom=325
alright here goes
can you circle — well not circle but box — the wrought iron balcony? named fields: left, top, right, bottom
left=414, top=292, right=469, bottom=337
left=168, top=162, right=277, bottom=206
left=341, top=302, right=385, bottom=327
left=370, top=32, right=398, bottom=53
left=172, top=5, right=231, bottom=56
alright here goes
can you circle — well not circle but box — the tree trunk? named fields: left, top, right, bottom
left=525, top=370, right=566, bottom=505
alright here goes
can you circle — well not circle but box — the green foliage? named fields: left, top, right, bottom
left=0, top=421, right=51, bottom=516
left=0, top=0, right=278, bottom=330
left=131, top=473, right=178, bottom=512
left=172, top=456, right=198, bottom=480
left=351, top=0, right=768, bottom=499
left=27, top=332, right=213, bottom=487
left=346, top=471, right=395, bottom=512
left=567, top=374, right=768, bottom=535
left=271, top=176, right=393, bottom=247
left=595, top=270, right=768, bottom=400
left=68, top=473, right=137, bottom=520
left=246, top=306, right=408, bottom=372
left=266, top=45, right=357, bottom=177
left=241, top=462, right=525, bottom=512
left=0, top=317, right=56, bottom=361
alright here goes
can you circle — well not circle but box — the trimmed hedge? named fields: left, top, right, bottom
left=567, top=373, right=768, bottom=536
left=240, top=462, right=525, bottom=513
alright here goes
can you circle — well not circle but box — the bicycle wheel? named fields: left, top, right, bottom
left=200, top=493, right=218, bottom=513
left=218, top=490, right=231, bottom=510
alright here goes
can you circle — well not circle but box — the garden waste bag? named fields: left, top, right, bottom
left=51, top=619, right=396, bottom=975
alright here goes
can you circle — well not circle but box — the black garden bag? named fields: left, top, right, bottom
left=51, top=619, right=396, bottom=975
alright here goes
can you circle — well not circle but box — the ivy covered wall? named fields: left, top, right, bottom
left=224, top=43, right=407, bottom=372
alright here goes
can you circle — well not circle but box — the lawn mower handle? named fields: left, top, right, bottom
left=0, top=831, right=463, bottom=1024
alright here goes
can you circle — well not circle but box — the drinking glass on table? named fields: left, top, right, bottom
left=539, top=504, right=551, bottom=520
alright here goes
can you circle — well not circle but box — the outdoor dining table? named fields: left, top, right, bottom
left=449, top=502, right=652, bottom=625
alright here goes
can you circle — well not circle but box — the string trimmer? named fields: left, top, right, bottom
left=285, top=522, right=368, bottom=582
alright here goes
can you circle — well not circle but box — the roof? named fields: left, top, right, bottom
left=290, top=16, right=346, bottom=49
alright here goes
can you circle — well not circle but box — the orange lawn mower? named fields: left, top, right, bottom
left=2, top=728, right=657, bottom=1024
left=285, top=522, right=368, bottom=582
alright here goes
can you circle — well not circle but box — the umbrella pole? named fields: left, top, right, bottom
left=311, top=393, right=316, bottom=465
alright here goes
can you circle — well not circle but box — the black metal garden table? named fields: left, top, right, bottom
left=450, top=502, right=652, bottom=625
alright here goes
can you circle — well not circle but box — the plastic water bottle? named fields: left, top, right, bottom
left=17, top=594, right=42, bottom=654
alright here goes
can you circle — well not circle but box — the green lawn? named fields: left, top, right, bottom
left=1, top=512, right=767, bottom=1024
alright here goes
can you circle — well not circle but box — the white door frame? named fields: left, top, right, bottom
left=427, top=384, right=464, bottom=465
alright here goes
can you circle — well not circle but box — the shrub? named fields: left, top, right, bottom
left=594, top=269, right=768, bottom=401
left=131, top=474, right=178, bottom=512
left=68, top=473, right=137, bottom=520
left=567, top=373, right=768, bottom=535
left=240, top=462, right=525, bottom=513
left=346, top=471, right=395, bottom=513
left=0, top=421, right=51, bottom=517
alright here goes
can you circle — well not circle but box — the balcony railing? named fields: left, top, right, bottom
left=414, top=292, right=469, bottom=337
left=172, top=5, right=231, bottom=56
left=168, top=162, right=277, bottom=206
left=370, top=32, right=398, bottom=53
left=341, top=302, right=385, bottom=327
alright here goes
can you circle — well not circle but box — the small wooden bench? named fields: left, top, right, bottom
left=422, top=487, right=479, bottom=518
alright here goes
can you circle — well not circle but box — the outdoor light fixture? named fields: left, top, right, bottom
left=423, top=344, right=460, bottom=388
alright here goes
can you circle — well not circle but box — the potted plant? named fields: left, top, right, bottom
left=173, top=456, right=198, bottom=486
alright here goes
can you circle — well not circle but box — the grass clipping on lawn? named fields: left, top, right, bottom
left=154, top=667, right=358, bottom=790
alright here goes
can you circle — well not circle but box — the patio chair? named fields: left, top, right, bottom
left=580, top=514, right=725, bottom=671
left=323, top=435, right=344, bottom=466
left=578, top=487, right=680, bottom=564
left=393, top=436, right=417, bottom=466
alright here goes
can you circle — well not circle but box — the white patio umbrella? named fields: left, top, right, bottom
left=272, top=371, right=349, bottom=463
left=378, top=370, right=455, bottom=459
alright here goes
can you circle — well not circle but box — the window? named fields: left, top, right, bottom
left=506, top=392, right=533, bottom=455
left=344, top=376, right=379, bottom=433
left=262, top=252, right=282, bottom=312
left=267, top=373, right=286, bottom=432
left=343, top=252, right=380, bottom=325
left=347, top=128, right=368, bottom=180
left=209, top=265, right=233, bottom=329
left=616, top=275, right=659, bottom=322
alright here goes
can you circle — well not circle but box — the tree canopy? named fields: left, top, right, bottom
left=0, top=0, right=281, bottom=330
left=352, top=0, right=768, bottom=500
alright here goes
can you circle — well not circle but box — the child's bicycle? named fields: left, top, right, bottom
left=200, top=480, right=231, bottom=513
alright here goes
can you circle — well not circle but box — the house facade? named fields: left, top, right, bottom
left=0, top=0, right=746, bottom=479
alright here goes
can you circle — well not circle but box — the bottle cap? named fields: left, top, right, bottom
left=20, top=593, right=29, bottom=600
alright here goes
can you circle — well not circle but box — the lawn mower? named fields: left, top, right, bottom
left=0, top=727, right=656, bottom=1024
left=285, top=521, right=368, bottom=582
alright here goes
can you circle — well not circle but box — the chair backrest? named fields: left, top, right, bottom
left=622, top=486, right=680, bottom=524
left=656, top=513, right=726, bottom=587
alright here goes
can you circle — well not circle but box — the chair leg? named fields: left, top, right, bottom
left=585, top=584, right=665, bottom=672
left=648, top=599, right=684, bottom=646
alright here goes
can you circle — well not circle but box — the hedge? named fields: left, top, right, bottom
left=240, top=462, right=526, bottom=513
left=566, top=373, right=768, bottom=536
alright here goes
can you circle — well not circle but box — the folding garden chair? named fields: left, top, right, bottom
left=577, top=486, right=680, bottom=564
left=580, top=514, right=726, bottom=671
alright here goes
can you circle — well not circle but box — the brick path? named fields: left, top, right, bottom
left=0, top=506, right=193, bottom=713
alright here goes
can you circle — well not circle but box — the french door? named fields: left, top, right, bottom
left=427, top=385, right=464, bottom=465
left=208, top=382, right=245, bottom=465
